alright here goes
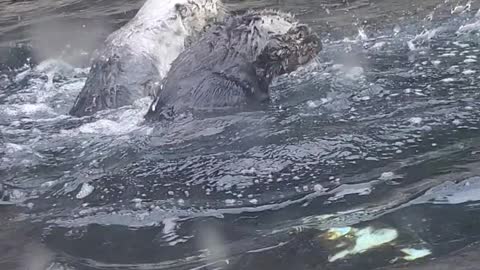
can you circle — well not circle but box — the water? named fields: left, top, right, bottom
left=2, top=0, right=480, bottom=269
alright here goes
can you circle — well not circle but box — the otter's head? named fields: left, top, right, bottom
left=175, top=0, right=226, bottom=35
left=255, top=24, right=321, bottom=81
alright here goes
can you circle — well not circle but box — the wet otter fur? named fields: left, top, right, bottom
left=144, top=10, right=321, bottom=122
left=69, top=0, right=224, bottom=117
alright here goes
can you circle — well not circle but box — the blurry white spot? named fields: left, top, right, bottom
left=409, top=117, right=423, bottom=124
left=41, top=181, right=57, bottom=188
left=379, top=172, right=395, bottom=180
left=451, top=2, right=470, bottom=14
left=441, top=78, right=455, bottom=82
left=168, top=191, right=174, bottom=196
left=76, top=183, right=94, bottom=199
left=440, top=53, right=456, bottom=57
left=314, top=184, right=325, bottom=192
left=370, top=42, right=386, bottom=50
left=463, top=69, right=476, bottom=75
left=360, top=96, right=370, bottom=101
left=225, top=199, right=236, bottom=205
left=307, top=100, right=319, bottom=108
left=401, top=248, right=432, bottom=261
left=241, top=167, right=256, bottom=175
left=346, top=67, right=364, bottom=80
left=453, top=41, right=470, bottom=48
left=464, top=58, right=477, bottom=63
left=249, top=199, right=258, bottom=204
left=431, top=60, right=441, bottom=66
left=394, top=25, right=401, bottom=34
left=357, top=28, right=368, bottom=41
left=162, top=218, right=177, bottom=235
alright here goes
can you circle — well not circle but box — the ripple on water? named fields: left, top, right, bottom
left=3, top=4, right=480, bottom=270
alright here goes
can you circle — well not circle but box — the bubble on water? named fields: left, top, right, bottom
left=249, top=199, right=258, bottom=204
left=76, top=183, right=94, bottom=199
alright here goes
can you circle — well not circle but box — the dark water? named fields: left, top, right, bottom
left=2, top=0, right=480, bottom=269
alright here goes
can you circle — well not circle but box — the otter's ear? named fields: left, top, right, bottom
left=175, top=3, right=192, bottom=19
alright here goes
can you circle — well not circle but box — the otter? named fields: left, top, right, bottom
left=69, top=0, right=224, bottom=117
left=144, top=10, right=321, bottom=122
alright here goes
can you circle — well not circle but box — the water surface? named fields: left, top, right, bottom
left=2, top=0, right=480, bottom=269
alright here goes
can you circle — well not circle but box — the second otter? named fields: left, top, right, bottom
left=144, top=10, right=321, bottom=122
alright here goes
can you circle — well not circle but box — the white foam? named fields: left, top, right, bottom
left=76, top=183, right=94, bottom=199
